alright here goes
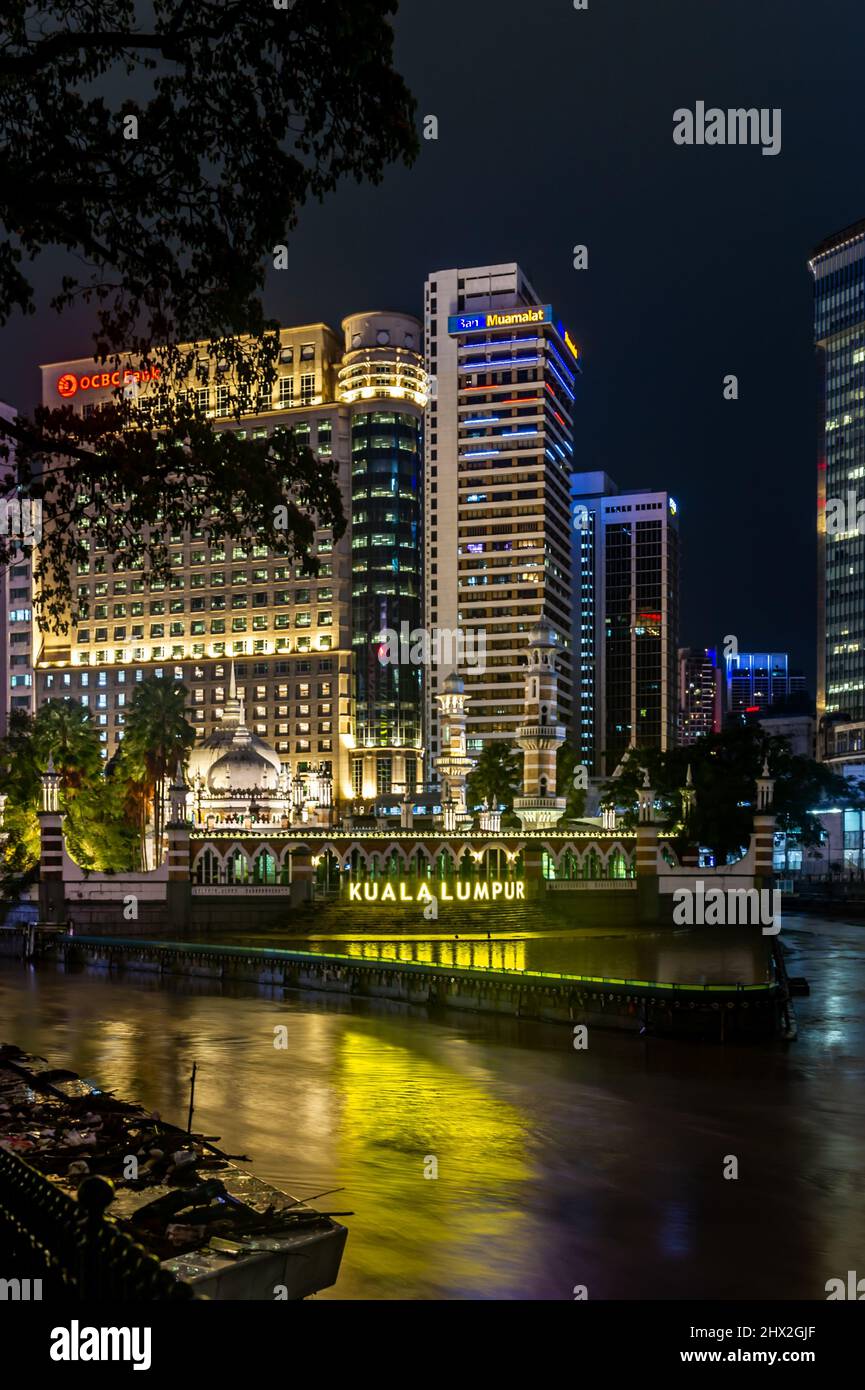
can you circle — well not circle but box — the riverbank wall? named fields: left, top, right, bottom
left=0, top=928, right=784, bottom=1042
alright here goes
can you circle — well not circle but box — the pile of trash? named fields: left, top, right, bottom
left=0, top=1043, right=341, bottom=1261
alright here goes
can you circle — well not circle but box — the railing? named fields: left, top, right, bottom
left=0, top=1150, right=195, bottom=1300
left=56, top=933, right=776, bottom=994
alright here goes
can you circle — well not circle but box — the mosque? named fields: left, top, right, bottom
left=186, top=665, right=334, bottom=829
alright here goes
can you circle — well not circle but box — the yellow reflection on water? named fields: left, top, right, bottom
left=341, top=938, right=527, bottom=973
left=332, top=1028, right=533, bottom=1298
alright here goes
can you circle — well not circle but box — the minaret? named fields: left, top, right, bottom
left=225, top=660, right=245, bottom=727
left=513, top=619, right=566, bottom=831
left=434, top=673, right=474, bottom=826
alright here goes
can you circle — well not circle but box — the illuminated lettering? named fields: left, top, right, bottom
left=55, top=365, right=161, bottom=397
left=564, top=329, right=580, bottom=360
left=344, top=879, right=523, bottom=905
left=448, top=306, right=552, bottom=336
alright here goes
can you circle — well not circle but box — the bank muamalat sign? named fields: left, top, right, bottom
left=56, top=366, right=161, bottom=399
left=349, top=880, right=525, bottom=904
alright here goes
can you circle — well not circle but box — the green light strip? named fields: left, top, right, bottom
left=59, top=935, right=775, bottom=994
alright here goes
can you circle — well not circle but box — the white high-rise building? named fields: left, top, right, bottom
left=423, top=263, right=579, bottom=772
left=0, top=402, right=36, bottom=736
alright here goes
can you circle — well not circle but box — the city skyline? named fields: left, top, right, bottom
left=6, top=0, right=865, bottom=690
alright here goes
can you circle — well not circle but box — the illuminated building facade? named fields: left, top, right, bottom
left=724, top=652, right=805, bottom=717
left=423, top=264, right=579, bottom=772
left=810, top=220, right=865, bottom=764
left=571, top=471, right=680, bottom=777
left=34, top=315, right=427, bottom=812
left=0, top=401, right=36, bottom=736
left=678, top=646, right=722, bottom=744
left=340, top=312, right=426, bottom=803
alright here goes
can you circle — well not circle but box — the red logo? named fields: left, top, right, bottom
left=54, top=366, right=161, bottom=398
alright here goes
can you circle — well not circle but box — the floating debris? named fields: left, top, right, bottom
left=0, top=1043, right=349, bottom=1298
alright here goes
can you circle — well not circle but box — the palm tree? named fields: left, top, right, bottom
left=121, top=677, right=195, bottom=867
left=466, top=740, right=523, bottom=814
left=31, top=699, right=103, bottom=796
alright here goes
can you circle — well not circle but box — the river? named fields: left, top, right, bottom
left=0, top=913, right=862, bottom=1300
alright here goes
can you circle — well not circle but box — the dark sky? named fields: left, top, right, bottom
left=6, top=0, right=865, bottom=688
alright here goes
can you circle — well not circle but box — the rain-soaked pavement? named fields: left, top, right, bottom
left=0, top=912, right=862, bottom=1299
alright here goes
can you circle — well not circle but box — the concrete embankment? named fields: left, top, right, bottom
left=0, top=927, right=785, bottom=1041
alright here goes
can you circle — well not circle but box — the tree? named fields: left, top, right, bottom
left=601, top=725, right=864, bottom=863
left=120, top=675, right=195, bottom=866
left=466, top=742, right=523, bottom=816
left=556, top=741, right=588, bottom=821
left=0, top=702, right=137, bottom=884
left=0, top=1, right=418, bottom=625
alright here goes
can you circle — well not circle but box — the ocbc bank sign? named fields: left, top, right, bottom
left=56, top=366, right=161, bottom=399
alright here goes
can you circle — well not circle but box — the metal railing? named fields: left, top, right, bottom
left=0, top=1150, right=195, bottom=1300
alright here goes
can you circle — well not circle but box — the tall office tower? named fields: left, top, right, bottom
left=423, top=263, right=579, bottom=773
left=34, top=314, right=427, bottom=812
left=678, top=646, right=722, bottom=744
left=571, top=471, right=680, bottom=778
left=811, top=220, right=865, bottom=764
left=724, top=652, right=802, bottom=716
left=0, top=402, right=36, bottom=736
left=339, top=311, right=427, bottom=801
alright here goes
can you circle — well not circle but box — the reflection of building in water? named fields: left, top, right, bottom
left=342, top=937, right=527, bottom=973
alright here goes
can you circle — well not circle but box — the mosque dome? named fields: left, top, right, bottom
left=186, top=662, right=282, bottom=792
left=527, top=616, right=558, bottom=648
left=207, top=742, right=277, bottom=792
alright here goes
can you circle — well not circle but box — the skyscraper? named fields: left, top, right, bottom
left=724, top=651, right=804, bottom=717
left=423, top=263, right=579, bottom=771
left=678, top=646, right=722, bottom=744
left=810, top=220, right=865, bottom=763
left=0, top=401, right=36, bottom=736
left=571, top=472, right=680, bottom=777
left=340, top=311, right=426, bottom=800
left=33, top=313, right=428, bottom=811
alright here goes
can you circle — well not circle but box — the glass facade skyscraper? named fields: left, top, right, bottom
left=571, top=472, right=680, bottom=777
left=811, top=220, right=865, bottom=762
left=339, top=311, right=427, bottom=799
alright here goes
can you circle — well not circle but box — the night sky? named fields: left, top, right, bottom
left=5, top=0, right=865, bottom=688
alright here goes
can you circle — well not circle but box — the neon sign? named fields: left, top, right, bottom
left=564, top=329, right=580, bottom=360
left=348, top=880, right=525, bottom=904
left=448, top=306, right=552, bottom=334
left=56, top=366, right=161, bottom=399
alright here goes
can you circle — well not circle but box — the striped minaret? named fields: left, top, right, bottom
left=38, top=755, right=65, bottom=924
left=752, top=757, right=776, bottom=888
left=635, top=769, right=660, bottom=922
left=165, top=762, right=191, bottom=929
left=514, top=618, right=566, bottom=831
